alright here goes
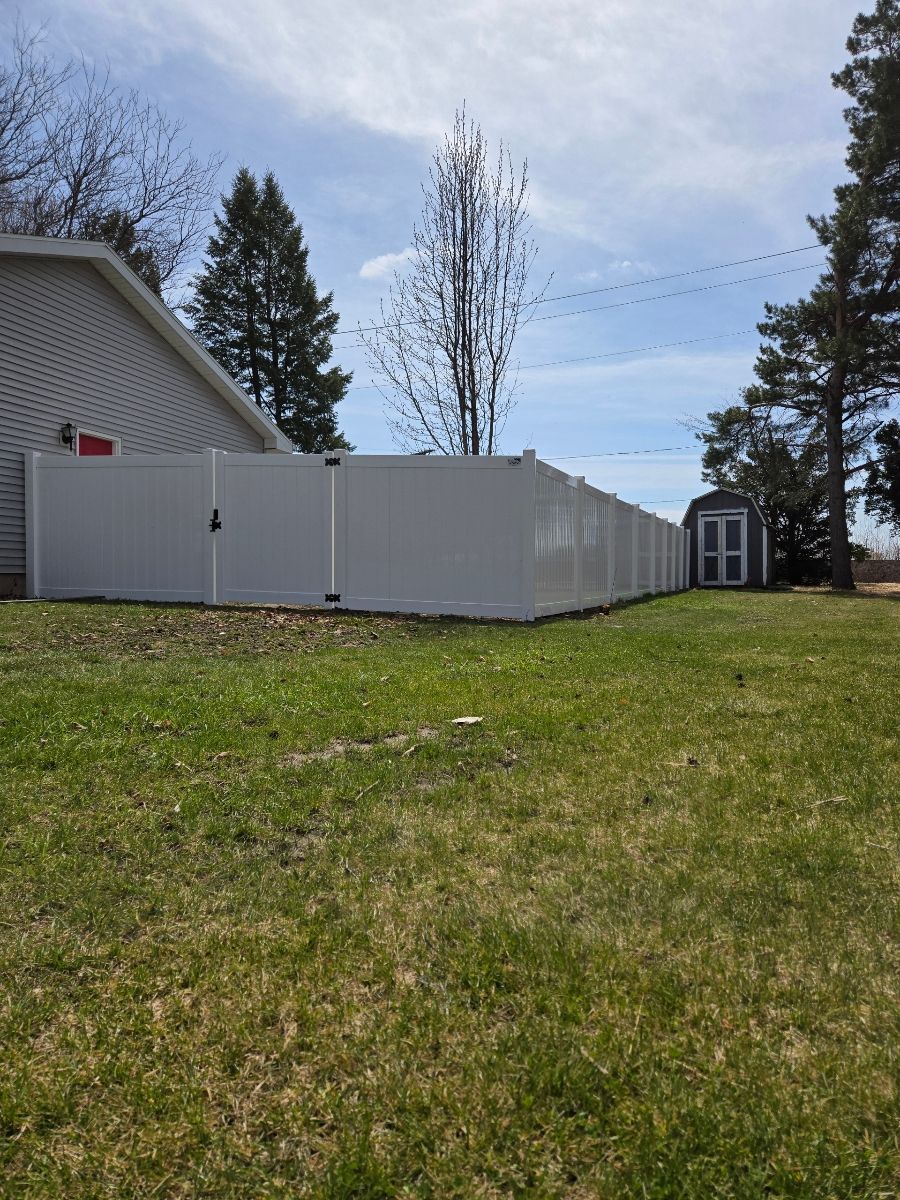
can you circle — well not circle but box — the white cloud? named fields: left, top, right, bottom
left=63, top=0, right=854, bottom=246
left=576, top=260, right=658, bottom=283
left=359, top=247, right=416, bottom=281
left=607, top=259, right=657, bottom=278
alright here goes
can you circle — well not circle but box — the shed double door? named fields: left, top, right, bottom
left=700, top=512, right=746, bottom=585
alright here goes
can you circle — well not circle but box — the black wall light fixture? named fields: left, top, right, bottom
left=60, top=422, right=75, bottom=448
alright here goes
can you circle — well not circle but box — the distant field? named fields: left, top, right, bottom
left=1, top=589, right=897, bottom=1198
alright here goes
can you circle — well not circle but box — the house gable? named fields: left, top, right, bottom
left=0, top=240, right=291, bottom=579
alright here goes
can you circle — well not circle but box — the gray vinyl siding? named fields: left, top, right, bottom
left=0, top=254, right=265, bottom=573
left=0, top=447, right=25, bottom=574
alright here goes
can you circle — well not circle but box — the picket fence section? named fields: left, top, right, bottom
left=26, top=449, right=688, bottom=621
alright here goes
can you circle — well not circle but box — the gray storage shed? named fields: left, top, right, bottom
left=682, top=488, right=774, bottom=588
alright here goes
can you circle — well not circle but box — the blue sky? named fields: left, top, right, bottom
left=9, top=0, right=867, bottom=521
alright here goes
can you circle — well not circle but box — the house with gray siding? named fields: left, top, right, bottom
left=0, top=234, right=291, bottom=595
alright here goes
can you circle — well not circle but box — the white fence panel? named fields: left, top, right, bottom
left=637, top=511, right=653, bottom=595
left=613, top=500, right=635, bottom=600
left=582, top=485, right=613, bottom=607
left=337, top=453, right=532, bottom=619
left=655, top=518, right=667, bottom=592
left=534, top=462, right=580, bottom=614
left=27, top=449, right=689, bottom=619
left=31, top=453, right=210, bottom=602
left=219, top=454, right=331, bottom=605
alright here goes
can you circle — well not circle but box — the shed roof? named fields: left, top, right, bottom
left=0, top=234, right=292, bottom=454
left=681, top=487, right=771, bottom=528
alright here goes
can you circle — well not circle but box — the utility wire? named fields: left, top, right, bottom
left=344, top=326, right=758, bottom=392
left=518, top=328, right=758, bottom=371
left=336, top=263, right=821, bottom=352
left=543, top=445, right=695, bottom=461
left=333, top=243, right=822, bottom=337
left=530, top=263, right=823, bottom=325
left=528, top=244, right=820, bottom=307
left=347, top=444, right=699, bottom=459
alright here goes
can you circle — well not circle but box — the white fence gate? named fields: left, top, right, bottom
left=26, top=450, right=689, bottom=621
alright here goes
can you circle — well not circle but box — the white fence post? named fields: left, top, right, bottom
left=662, top=521, right=670, bottom=592
left=631, top=505, right=639, bottom=596
left=685, top=528, right=690, bottom=588
left=684, top=527, right=689, bottom=588
left=648, top=516, right=656, bottom=594
left=684, top=528, right=691, bottom=589
left=214, top=450, right=226, bottom=603
left=673, top=527, right=679, bottom=590
left=521, top=450, right=537, bottom=621
left=575, top=476, right=584, bottom=612
left=203, top=448, right=222, bottom=606
left=24, top=451, right=39, bottom=599
left=607, top=492, right=616, bottom=602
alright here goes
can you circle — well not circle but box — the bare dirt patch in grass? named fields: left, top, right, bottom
left=284, top=726, right=440, bottom=765
left=2, top=601, right=416, bottom=661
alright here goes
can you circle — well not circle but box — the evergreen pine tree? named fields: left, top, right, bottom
left=79, top=210, right=164, bottom=295
left=186, top=168, right=351, bottom=451
left=864, top=418, right=900, bottom=533
left=738, top=1, right=900, bottom=588
left=697, top=407, right=856, bottom=582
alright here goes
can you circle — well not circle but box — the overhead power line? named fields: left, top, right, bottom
left=529, top=244, right=821, bottom=308
left=344, top=326, right=759, bottom=393
left=530, top=263, right=823, bottom=325
left=332, top=243, right=822, bottom=337
left=518, top=328, right=758, bottom=371
left=543, top=445, right=695, bottom=461
left=344, top=444, right=699, bottom=459
left=336, top=263, right=821, bottom=352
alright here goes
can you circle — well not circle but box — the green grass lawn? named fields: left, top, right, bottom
left=1, top=589, right=897, bottom=1198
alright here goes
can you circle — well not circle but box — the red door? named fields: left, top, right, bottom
left=77, top=433, right=117, bottom=455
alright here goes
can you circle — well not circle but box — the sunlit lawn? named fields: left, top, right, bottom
left=1, top=589, right=897, bottom=1197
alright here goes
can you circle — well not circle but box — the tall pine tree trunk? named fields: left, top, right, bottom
left=824, top=367, right=854, bottom=589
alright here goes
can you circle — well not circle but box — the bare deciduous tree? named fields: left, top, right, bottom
left=363, top=110, right=545, bottom=454
left=0, top=23, right=221, bottom=295
left=0, top=25, right=69, bottom=201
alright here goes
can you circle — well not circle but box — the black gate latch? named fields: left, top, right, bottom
left=209, top=508, right=222, bottom=531
left=325, top=593, right=341, bottom=603
left=324, top=456, right=341, bottom=466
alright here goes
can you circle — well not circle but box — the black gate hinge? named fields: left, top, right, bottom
left=325, top=593, right=341, bottom=603
left=209, top=508, right=222, bottom=531
left=324, top=456, right=341, bottom=467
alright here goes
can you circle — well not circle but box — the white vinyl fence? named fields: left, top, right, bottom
left=26, top=450, right=689, bottom=621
